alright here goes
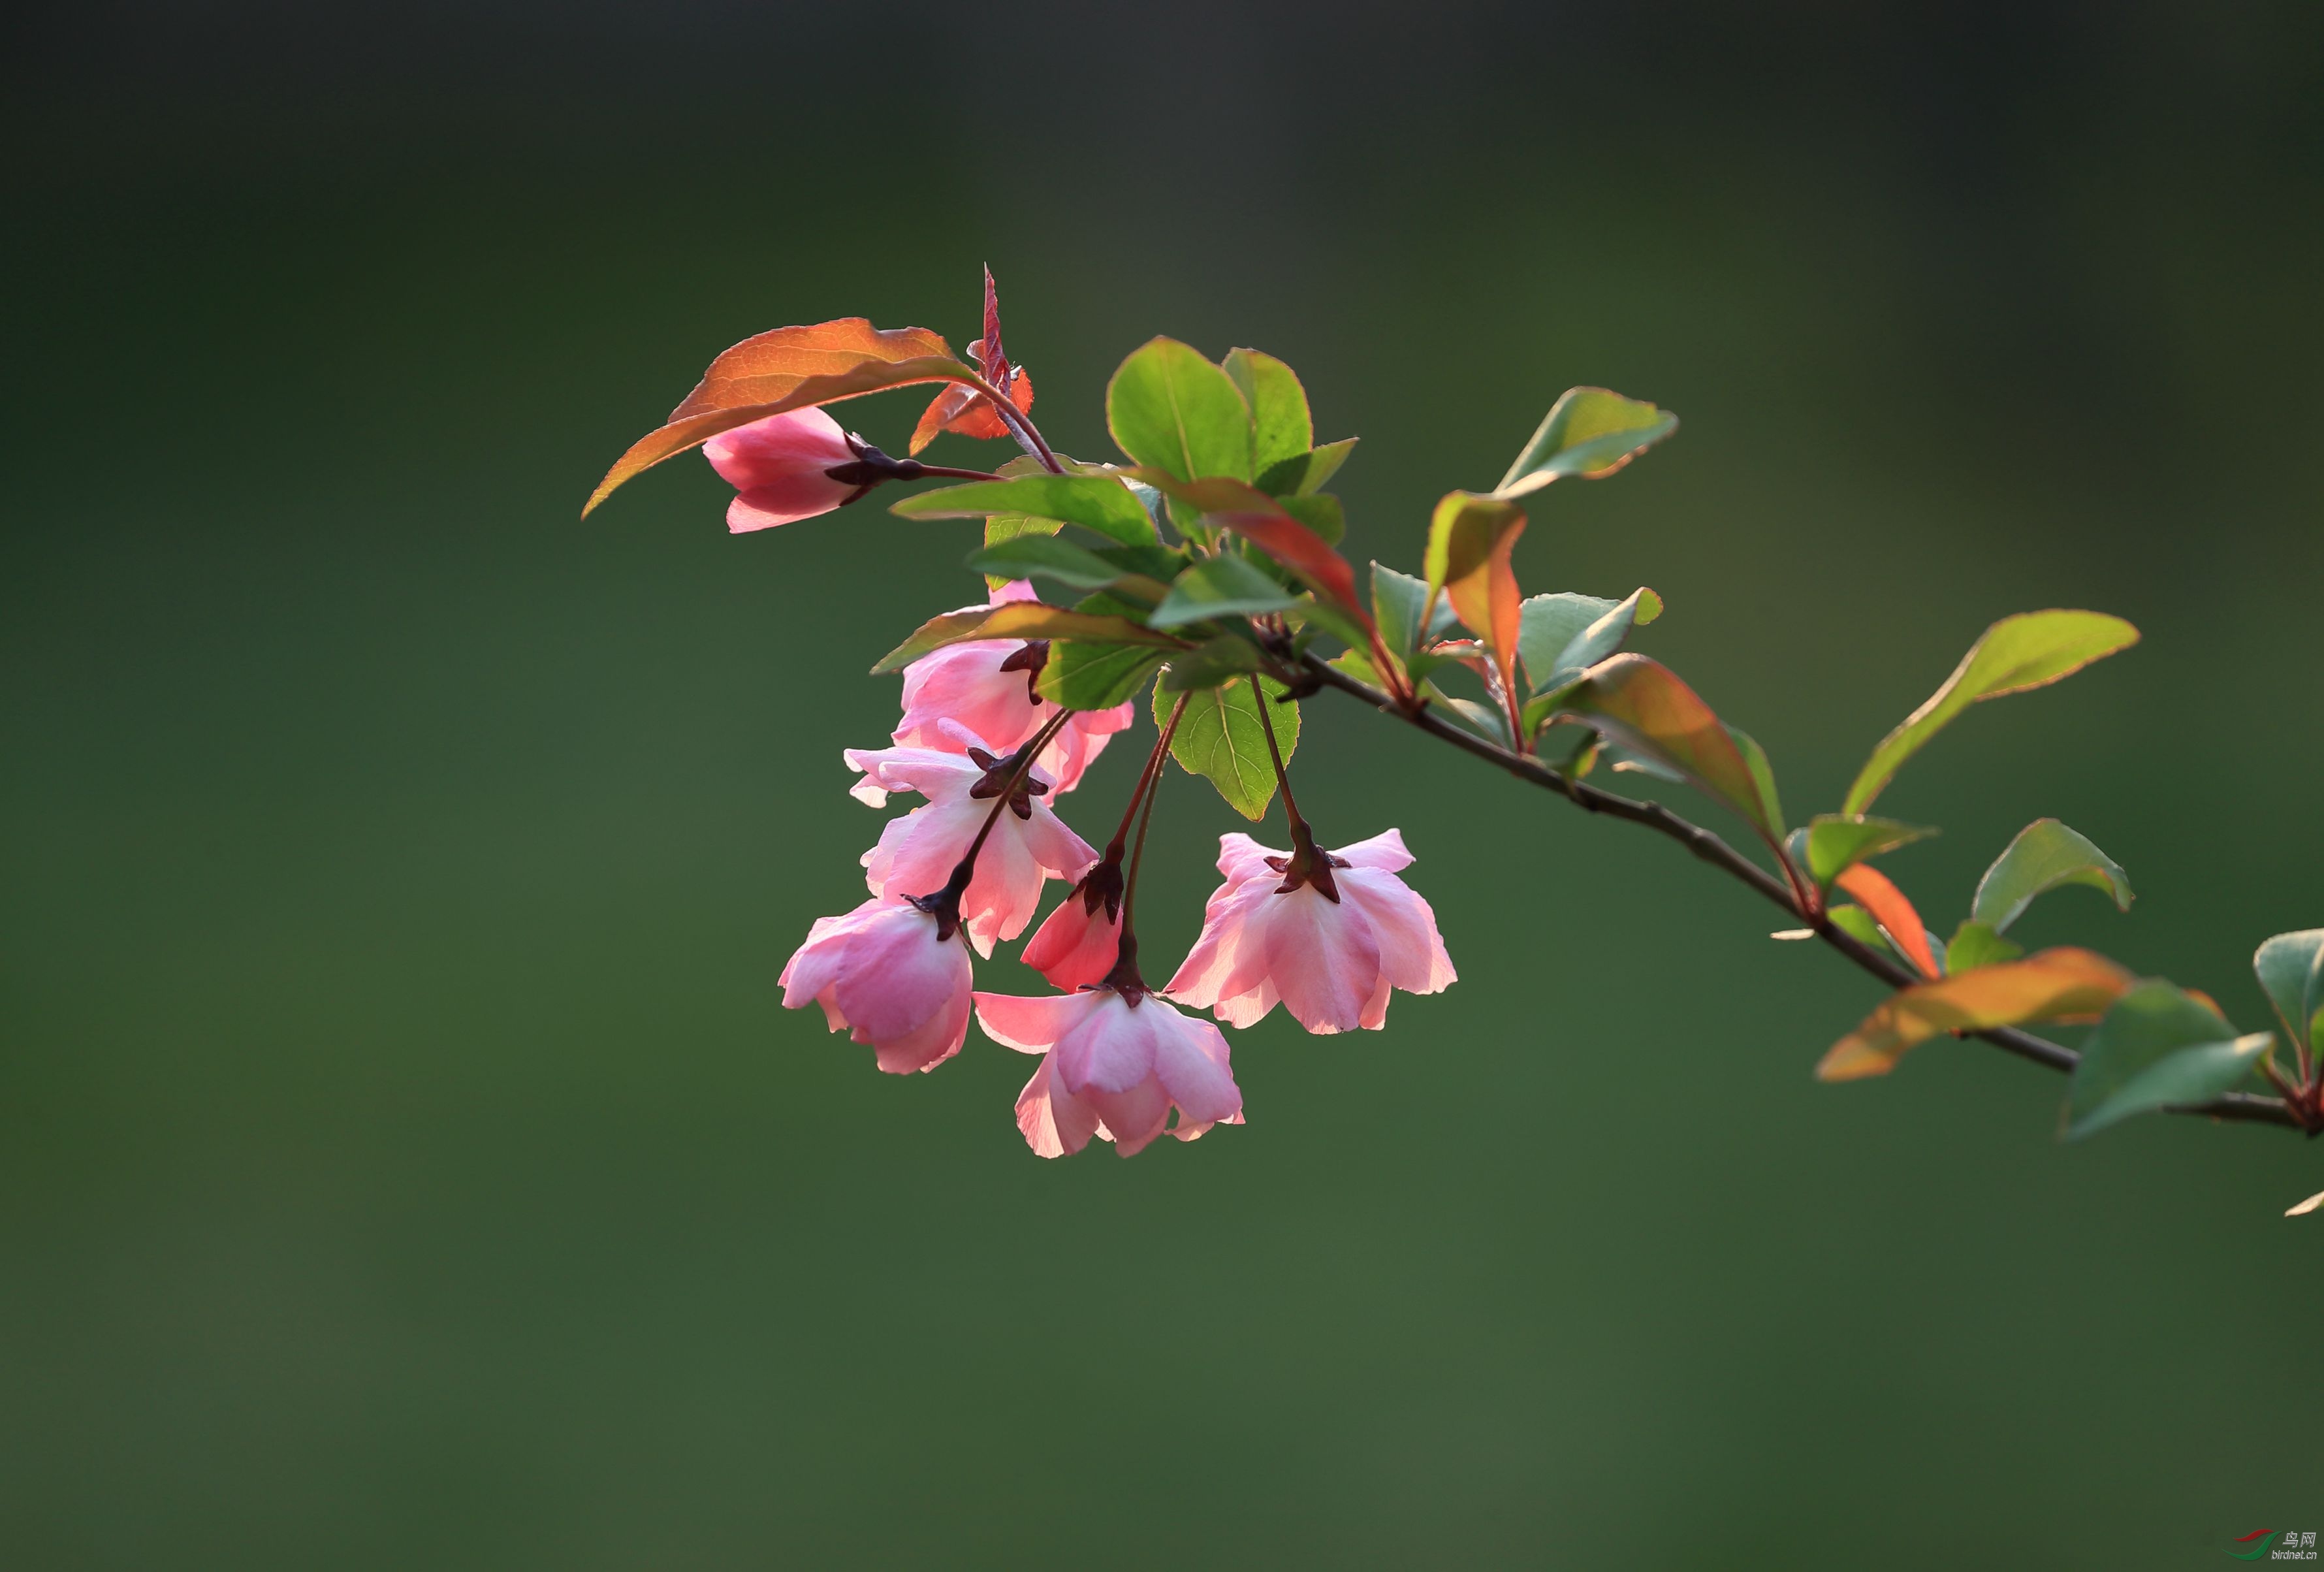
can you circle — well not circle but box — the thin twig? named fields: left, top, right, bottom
left=1299, top=652, right=2302, bottom=1132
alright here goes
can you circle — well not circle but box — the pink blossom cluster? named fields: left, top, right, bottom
left=714, top=415, right=1457, bottom=1158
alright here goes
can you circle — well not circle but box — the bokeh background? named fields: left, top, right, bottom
left=6, top=3, right=2321, bottom=1565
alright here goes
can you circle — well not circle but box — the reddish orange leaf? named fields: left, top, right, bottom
left=908, top=267, right=1037, bottom=454
left=584, top=318, right=969, bottom=516
left=1834, top=863, right=1939, bottom=980
left=1817, top=947, right=2135, bottom=1082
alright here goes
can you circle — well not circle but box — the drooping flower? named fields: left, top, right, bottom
left=1019, top=861, right=1125, bottom=992
left=779, top=897, right=974, bottom=1075
left=1166, top=829, right=1456, bottom=1033
left=974, top=987, right=1243, bottom=1158
left=846, top=720, right=1098, bottom=956
left=702, top=407, right=863, bottom=533
left=893, top=581, right=1134, bottom=794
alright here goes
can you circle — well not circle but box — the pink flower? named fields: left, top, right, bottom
left=702, top=408, right=863, bottom=533
left=846, top=721, right=1098, bottom=957
left=893, top=582, right=1134, bottom=794
left=1019, top=865, right=1124, bottom=991
left=974, top=988, right=1244, bottom=1158
left=778, top=897, right=973, bottom=1075
left=1166, top=829, right=1457, bottom=1033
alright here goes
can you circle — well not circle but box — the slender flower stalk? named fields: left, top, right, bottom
left=1251, top=680, right=1337, bottom=900
left=915, top=709, right=1076, bottom=937
left=1100, top=694, right=1188, bottom=997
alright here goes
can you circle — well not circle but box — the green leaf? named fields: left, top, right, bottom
left=1158, top=634, right=1267, bottom=692
left=1041, top=641, right=1165, bottom=710
left=1516, top=588, right=1664, bottom=694
left=981, top=514, right=1064, bottom=590
left=965, top=535, right=1167, bottom=597
left=1553, top=654, right=1784, bottom=847
left=1328, top=646, right=1384, bottom=688
left=873, top=601, right=1181, bottom=673
left=1148, top=555, right=1301, bottom=629
left=2253, top=929, right=2324, bottom=1056
left=2065, top=980, right=2272, bottom=1138
left=1222, top=348, right=1313, bottom=477
left=1827, top=904, right=1888, bottom=952
left=1726, top=726, right=1786, bottom=843
left=1970, top=818, right=2133, bottom=933
left=1256, top=438, right=1357, bottom=498
left=1277, top=493, right=1346, bottom=547
left=1794, top=814, right=1938, bottom=889
left=1106, top=338, right=1254, bottom=484
left=1943, top=920, right=2025, bottom=974
left=1371, top=563, right=1431, bottom=661
left=1840, top=611, right=2141, bottom=815
left=1286, top=595, right=1375, bottom=654
left=1492, top=387, right=1678, bottom=500
left=893, top=474, right=1159, bottom=546
left=1157, top=675, right=1298, bottom=820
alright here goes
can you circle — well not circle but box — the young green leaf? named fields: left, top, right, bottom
left=1158, top=634, right=1267, bottom=692
left=1277, top=493, right=1346, bottom=547
left=585, top=319, right=968, bottom=515
left=1970, top=818, right=2133, bottom=933
left=965, top=536, right=1168, bottom=598
left=1290, top=595, right=1378, bottom=654
left=1826, top=905, right=1888, bottom=952
left=892, top=474, right=1159, bottom=547
left=980, top=515, right=1064, bottom=589
left=1515, top=588, right=1664, bottom=694
left=1156, top=675, right=1299, bottom=820
left=1817, top=948, right=2135, bottom=1081
left=1493, top=387, right=1678, bottom=500
left=1552, top=654, right=1784, bottom=847
left=1371, top=563, right=1431, bottom=661
left=1840, top=611, right=2141, bottom=815
left=1136, top=473, right=1373, bottom=627
left=2252, top=929, right=2324, bottom=1056
left=1149, top=555, right=1301, bottom=629
left=1222, top=348, right=1313, bottom=477
left=1727, top=727, right=1786, bottom=850
left=1943, top=920, right=2025, bottom=975
left=2065, top=980, right=2272, bottom=1138
left=873, top=602, right=1181, bottom=673
left=1041, top=642, right=1166, bottom=710
left=1796, top=814, right=1938, bottom=889
left=1106, top=338, right=1254, bottom=483
left=1256, top=438, right=1358, bottom=498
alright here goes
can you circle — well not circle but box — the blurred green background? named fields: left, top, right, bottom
left=5, top=3, right=2321, bottom=1565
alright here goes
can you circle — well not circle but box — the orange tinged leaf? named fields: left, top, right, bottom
left=1422, top=492, right=1527, bottom=701
left=584, top=318, right=970, bottom=516
left=1553, top=654, right=1782, bottom=847
left=908, top=267, right=1036, bottom=454
left=1817, top=947, right=2135, bottom=1082
left=1834, top=863, right=1939, bottom=980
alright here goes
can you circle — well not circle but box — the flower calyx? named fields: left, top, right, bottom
left=1266, top=821, right=1348, bottom=903
left=820, top=433, right=950, bottom=504
left=965, top=743, right=1051, bottom=819
left=995, top=640, right=1051, bottom=705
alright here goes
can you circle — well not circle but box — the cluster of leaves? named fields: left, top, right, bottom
left=582, top=295, right=2323, bottom=1175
